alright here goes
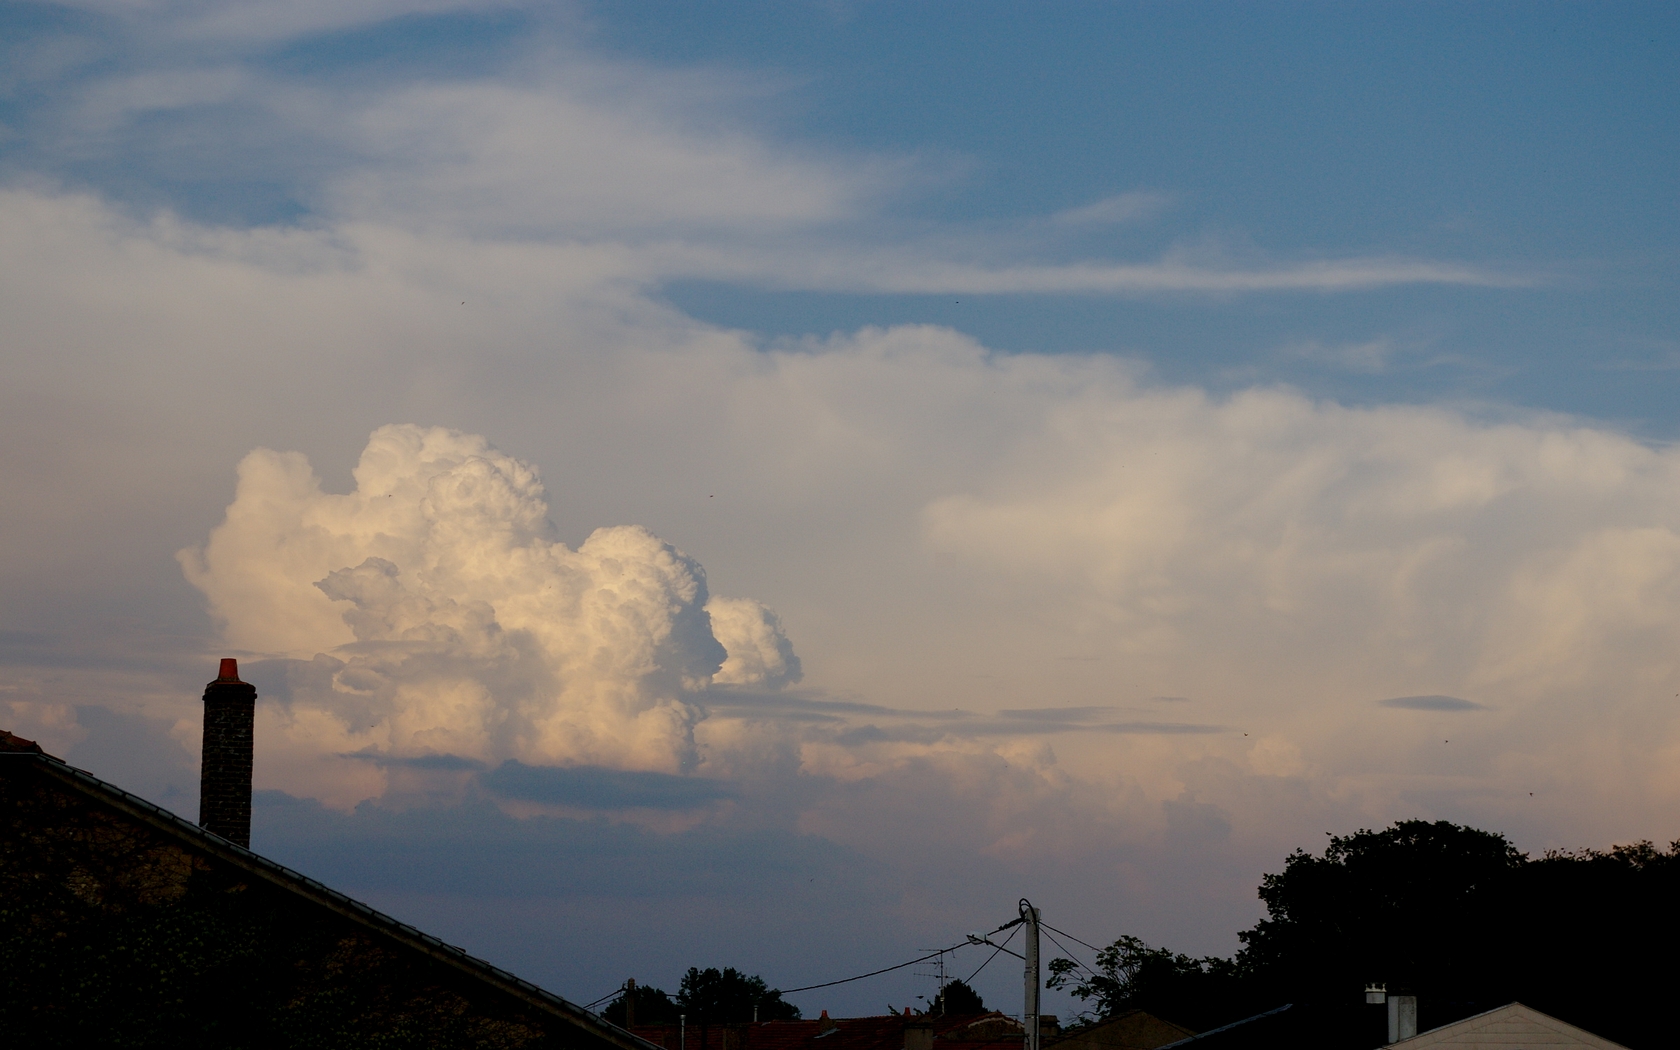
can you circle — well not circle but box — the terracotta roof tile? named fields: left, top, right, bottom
left=0, top=730, right=44, bottom=754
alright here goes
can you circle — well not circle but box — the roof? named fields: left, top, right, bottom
left=1155, top=1005, right=1296, bottom=1049
left=0, top=729, right=44, bottom=753
left=0, top=735, right=659, bottom=1050
left=631, top=1011, right=1032, bottom=1050
left=1049, top=1010, right=1196, bottom=1050
left=1389, top=1003, right=1629, bottom=1050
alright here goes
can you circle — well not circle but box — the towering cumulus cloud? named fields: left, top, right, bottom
left=180, top=425, right=796, bottom=789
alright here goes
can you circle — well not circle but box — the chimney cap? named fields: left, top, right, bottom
left=212, top=658, right=245, bottom=685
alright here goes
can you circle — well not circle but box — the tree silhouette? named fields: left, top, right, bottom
left=605, top=969, right=799, bottom=1026
left=677, top=967, right=800, bottom=1023
left=931, top=979, right=985, bottom=1016
left=1047, top=936, right=1242, bottom=1032
left=603, top=983, right=681, bottom=1026
left=1048, top=821, right=1680, bottom=1048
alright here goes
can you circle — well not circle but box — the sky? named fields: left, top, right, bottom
left=2, top=0, right=1678, bottom=1022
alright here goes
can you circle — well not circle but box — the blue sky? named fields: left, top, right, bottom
left=2, top=0, right=1678, bottom=1023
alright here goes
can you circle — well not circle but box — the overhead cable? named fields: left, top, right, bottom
left=962, top=923, right=1021, bottom=984
left=583, top=986, right=625, bottom=1011
left=1038, top=923, right=1104, bottom=954
left=781, top=940, right=970, bottom=994
left=1039, top=927, right=1099, bottom=980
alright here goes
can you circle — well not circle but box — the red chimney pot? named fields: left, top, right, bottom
left=217, top=657, right=243, bottom=682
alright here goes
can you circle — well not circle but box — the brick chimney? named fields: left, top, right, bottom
left=199, top=658, right=256, bottom=847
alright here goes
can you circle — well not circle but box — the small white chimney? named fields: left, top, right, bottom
left=1387, top=996, right=1418, bottom=1043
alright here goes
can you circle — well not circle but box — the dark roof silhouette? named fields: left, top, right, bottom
left=0, top=732, right=658, bottom=1050
left=631, top=1011, right=1032, bottom=1050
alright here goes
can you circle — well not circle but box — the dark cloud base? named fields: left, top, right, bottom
left=482, top=761, right=737, bottom=810
left=705, top=690, right=1224, bottom=742
left=252, top=790, right=865, bottom=902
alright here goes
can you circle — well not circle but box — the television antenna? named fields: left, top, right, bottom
left=913, top=948, right=950, bottom=1013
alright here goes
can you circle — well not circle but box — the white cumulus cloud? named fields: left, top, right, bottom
left=179, top=424, right=797, bottom=793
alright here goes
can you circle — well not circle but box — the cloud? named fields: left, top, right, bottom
left=331, top=78, right=880, bottom=237
left=345, top=750, right=489, bottom=770
left=812, top=255, right=1525, bottom=295
left=9, top=35, right=1520, bottom=298
left=1378, top=695, right=1487, bottom=711
left=708, top=597, right=803, bottom=688
left=178, top=424, right=799, bottom=800
left=5, top=182, right=1680, bottom=959
left=47, top=0, right=531, bottom=45
left=640, top=241, right=1524, bottom=297
left=2, top=2, right=1673, bottom=998
left=1051, top=192, right=1173, bottom=226
left=822, top=719, right=1225, bottom=745
left=1281, top=338, right=1397, bottom=374
left=481, top=760, right=737, bottom=810
left=998, top=706, right=1117, bottom=722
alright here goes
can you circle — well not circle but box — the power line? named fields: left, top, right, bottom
left=583, top=985, right=625, bottom=1011
left=961, top=923, right=1020, bottom=984
left=781, top=914, right=1028, bottom=996
left=1039, top=923, right=1104, bottom=955
left=781, top=940, right=970, bottom=994
left=1039, top=927, right=1099, bottom=981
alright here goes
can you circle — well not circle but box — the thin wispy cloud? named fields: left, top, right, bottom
left=1051, top=191, right=1174, bottom=226
left=1378, top=695, right=1489, bottom=712
left=1281, top=338, right=1398, bottom=374
left=6, top=35, right=1529, bottom=300
left=635, top=241, right=1528, bottom=298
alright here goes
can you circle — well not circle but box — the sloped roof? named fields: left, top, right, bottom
left=631, top=1011, right=1030, bottom=1050
left=0, top=735, right=658, bottom=1050
left=1389, top=1003, right=1629, bottom=1050
left=1155, top=1004, right=1295, bottom=1049
left=1049, top=1009, right=1195, bottom=1050
left=0, top=729, right=44, bottom=753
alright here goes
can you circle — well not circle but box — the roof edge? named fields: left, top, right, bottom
left=1390, top=1002, right=1630, bottom=1050
left=1, top=751, right=658, bottom=1050
left=1156, top=1004, right=1293, bottom=1049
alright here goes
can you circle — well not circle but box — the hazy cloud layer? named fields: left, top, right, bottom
left=4, top=187, right=1677, bottom=859
left=1, top=183, right=1675, bottom=853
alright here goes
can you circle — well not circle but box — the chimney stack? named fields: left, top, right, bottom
left=1387, top=995, right=1418, bottom=1043
left=199, top=658, right=256, bottom=847
left=904, top=1016, right=934, bottom=1050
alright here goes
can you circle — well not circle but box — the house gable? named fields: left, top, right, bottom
left=1391, top=1003, right=1629, bottom=1050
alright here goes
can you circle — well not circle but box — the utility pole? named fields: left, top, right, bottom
left=1020, top=899, right=1041, bottom=1050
